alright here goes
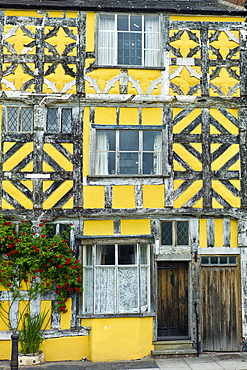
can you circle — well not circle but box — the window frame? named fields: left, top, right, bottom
left=90, top=125, right=165, bottom=177
left=5, top=106, right=34, bottom=133
left=82, top=241, right=151, bottom=316
left=97, top=13, right=161, bottom=68
left=161, top=220, right=190, bottom=247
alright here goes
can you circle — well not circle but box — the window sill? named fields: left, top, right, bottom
left=92, top=64, right=165, bottom=71
left=77, top=312, right=155, bottom=319
left=88, top=175, right=169, bottom=179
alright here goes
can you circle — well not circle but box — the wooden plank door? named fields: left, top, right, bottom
left=201, top=259, right=241, bottom=351
left=157, top=261, right=188, bottom=338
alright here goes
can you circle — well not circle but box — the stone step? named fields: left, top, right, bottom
left=152, top=348, right=197, bottom=357
left=153, top=340, right=194, bottom=350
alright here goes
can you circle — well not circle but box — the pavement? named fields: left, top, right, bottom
left=2, top=353, right=247, bottom=370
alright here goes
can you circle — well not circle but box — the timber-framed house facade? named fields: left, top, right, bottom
left=0, top=0, right=247, bottom=362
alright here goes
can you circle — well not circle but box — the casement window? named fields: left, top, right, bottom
left=6, top=106, right=33, bottom=132
left=94, top=128, right=162, bottom=175
left=83, top=243, right=150, bottom=314
left=201, top=256, right=237, bottom=266
left=161, top=221, right=189, bottom=246
left=98, top=14, right=160, bottom=66
left=46, top=108, right=72, bottom=133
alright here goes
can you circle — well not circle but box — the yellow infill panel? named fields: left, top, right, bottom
left=95, top=107, right=117, bottom=125
left=210, top=109, right=238, bottom=134
left=143, top=185, right=164, bottom=208
left=40, top=300, right=52, bottom=330
left=230, top=219, right=238, bottom=247
left=199, top=219, right=207, bottom=248
left=0, top=301, right=10, bottom=330
left=83, top=186, right=105, bottom=209
left=174, top=180, right=203, bottom=208
left=43, top=144, right=73, bottom=172
left=214, top=219, right=224, bottom=247
left=173, top=144, right=202, bottom=171
left=119, top=108, right=139, bottom=125
left=120, top=219, right=151, bottom=235
left=43, top=180, right=73, bottom=209
left=60, top=298, right=72, bottom=329
left=3, top=143, right=34, bottom=171
left=84, top=220, right=114, bottom=236
left=173, top=109, right=201, bottom=134
left=212, top=180, right=240, bottom=208
left=112, top=186, right=135, bottom=209
left=211, top=144, right=239, bottom=171
left=2, top=181, right=33, bottom=209
left=142, top=108, right=162, bottom=125
left=83, top=107, right=90, bottom=177
left=86, top=12, right=95, bottom=52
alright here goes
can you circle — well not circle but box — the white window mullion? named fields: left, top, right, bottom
left=115, top=243, right=118, bottom=313
left=137, top=243, right=141, bottom=312
left=142, top=15, right=144, bottom=66
left=115, top=14, right=118, bottom=65
left=139, top=131, right=143, bottom=175
left=116, top=130, right=120, bottom=174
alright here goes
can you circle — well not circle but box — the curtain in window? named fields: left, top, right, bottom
left=144, top=16, right=159, bottom=67
left=95, top=267, right=116, bottom=313
left=95, top=131, right=109, bottom=175
left=154, top=132, right=162, bottom=174
left=98, top=15, right=115, bottom=65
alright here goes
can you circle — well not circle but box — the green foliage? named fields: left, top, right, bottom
left=0, top=215, right=82, bottom=332
left=19, top=310, right=50, bottom=355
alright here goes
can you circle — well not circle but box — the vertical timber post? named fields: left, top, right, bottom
left=10, top=333, right=19, bottom=370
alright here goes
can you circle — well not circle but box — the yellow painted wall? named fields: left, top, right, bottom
left=112, top=186, right=135, bottom=209
left=83, top=317, right=153, bottom=362
left=0, top=341, right=11, bottom=360
left=120, top=219, right=151, bottom=235
left=84, top=220, right=114, bottom=235
left=84, top=186, right=105, bottom=208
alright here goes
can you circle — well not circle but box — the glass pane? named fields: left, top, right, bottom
left=130, top=15, right=142, bottom=31
left=140, top=266, right=148, bottom=312
left=161, top=222, right=172, bottom=245
left=96, top=245, right=115, bottom=265
left=61, top=109, right=72, bottom=133
left=117, top=15, right=128, bottom=31
left=118, top=32, right=142, bottom=65
left=118, top=245, right=136, bottom=265
left=201, top=256, right=209, bottom=265
left=143, top=131, right=156, bottom=151
left=95, top=130, right=116, bottom=175
left=84, top=268, right=93, bottom=313
left=211, top=256, right=218, bottom=264
left=95, top=267, right=116, bottom=313
left=85, top=245, right=92, bottom=266
left=21, top=108, right=33, bottom=132
left=140, top=244, right=148, bottom=264
left=120, top=130, right=139, bottom=151
left=220, top=256, right=227, bottom=264
left=143, top=153, right=155, bottom=174
left=119, top=152, right=138, bottom=174
left=60, top=224, right=71, bottom=244
left=7, top=107, right=18, bottom=131
left=144, top=15, right=159, bottom=33
left=177, top=221, right=189, bottom=245
left=229, top=256, right=237, bottom=264
left=47, top=108, right=58, bottom=132
left=100, top=14, right=115, bottom=30
left=118, top=267, right=138, bottom=313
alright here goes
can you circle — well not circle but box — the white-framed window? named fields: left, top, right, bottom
left=83, top=243, right=150, bottom=314
left=161, top=221, right=189, bottom=246
left=93, top=127, right=162, bottom=175
left=98, top=14, right=160, bottom=67
left=46, top=108, right=72, bottom=133
left=6, top=106, right=33, bottom=132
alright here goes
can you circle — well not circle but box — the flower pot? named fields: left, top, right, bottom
left=18, top=351, right=45, bottom=366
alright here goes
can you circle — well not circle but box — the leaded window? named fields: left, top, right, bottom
left=47, top=108, right=72, bottom=133
left=6, top=106, right=33, bottom=132
left=161, top=221, right=189, bottom=246
left=83, top=243, right=150, bottom=314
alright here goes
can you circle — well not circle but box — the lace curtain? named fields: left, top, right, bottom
left=95, top=131, right=109, bottom=175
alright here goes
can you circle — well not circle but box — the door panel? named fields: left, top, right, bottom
left=201, top=260, right=241, bottom=351
left=158, top=261, right=188, bottom=338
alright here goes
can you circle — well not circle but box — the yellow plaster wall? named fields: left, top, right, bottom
left=112, top=186, right=135, bottom=209
left=119, top=108, right=139, bottom=125
left=199, top=219, right=238, bottom=248
left=143, top=185, right=164, bottom=208
left=0, top=341, right=11, bottom=360
left=84, top=220, right=114, bottom=236
left=82, top=317, right=153, bottom=362
left=142, top=108, right=162, bottom=125
left=41, top=336, right=89, bottom=361
left=83, top=186, right=105, bottom=209
left=120, top=219, right=151, bottom=235
left=83, top=107, right=90, bottom=177
left=95, top=107, right=117, bottom=125
left=86, top=12, right=95, bottom=52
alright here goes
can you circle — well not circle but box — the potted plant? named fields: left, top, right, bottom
left=0, top=215, right=82, bottom=365
left=18, top=310, right=50, bottom=366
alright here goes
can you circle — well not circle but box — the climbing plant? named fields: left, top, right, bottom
left=0, top=215, right=82, bottom=331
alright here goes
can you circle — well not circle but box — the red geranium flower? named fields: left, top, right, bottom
left=41, top=235, right=46, bottom=238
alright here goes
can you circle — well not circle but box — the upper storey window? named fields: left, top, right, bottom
left=47, top=108, right=72, bottom=133
left=98, top=14, right=160, bottom=67
left=6, top=107, right=33, bottom=132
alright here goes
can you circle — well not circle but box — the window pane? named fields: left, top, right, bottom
left=117, top=15, right=128, bottom=31
left=96, top=245, right=115, bottom=265
left=120, top=131, right=138, bottom=151
left=211, top=256, right=218, bottom=264
left=21, top=108, right=33, bottom=132
left=85, top=246, right=93, bottom=266
left=47, top=108, right=58, bottom=132
left=118, top=267, right=138, bottom=313
left=118, top=32, right=142, bottom=65
left=60, top=224, right=71, bottom=244
left=220, top=256, right=227, bottom=264
left=95, top=130, right=116, bottom=175
left=201, top=256, right=209, bottom=265
left=229, top=256, right=237, bottom=264
left=143, top=153, right=155, bottom=174
left=177, top=221, right=189, bottom=245
left=143, top=131, right=156, bottom=151
left=140, top=244, right=148, bottom=264
left=95, top=267, right=116, bottom=313
left=7, top=107, right=18, bottom=131
left=118, top=245, right=136, bottom=264
left=161, top=222, right=172, bottom=245
left=130, top=15, right=142, bottom=32
left=119, top=152, right=138, bottom=174
left=140, top=266, right=148, bottom=311
left=61, top=109, right=72, bottom=133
